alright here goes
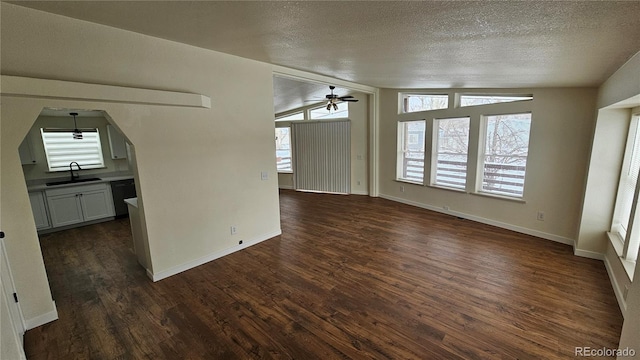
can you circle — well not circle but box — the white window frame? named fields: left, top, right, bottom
left=610, top=114, right=640, bottom=279
left=276, top=111, right=304, bottom=122
left=309, top=102, right=349, bottom=120
left=41, top=128, right=105, bottom=172
left=275, top=126, right=293, bottom=173
left=400, top=93, right=449, bottom=113
left=397, top=120, right=426, bottom=184
left=431, top=117, right=470, bottom=191
left=477, top=113, right=532, bottom=199
left=459, top=94, right=533, bottom=107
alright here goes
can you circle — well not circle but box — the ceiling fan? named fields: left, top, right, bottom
left=324, top=85, right=358, bottom=110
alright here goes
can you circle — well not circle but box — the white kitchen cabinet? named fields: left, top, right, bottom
left=107, top=125, right=127, bottom=160
left=19, top=136, right=36, bottom=165
left=28, top=191, right=50, bottom=230
left=46, top=183, right=116, bottom=228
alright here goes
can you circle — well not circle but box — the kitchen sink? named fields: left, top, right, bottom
left=46, top=177, right=102, bottom=186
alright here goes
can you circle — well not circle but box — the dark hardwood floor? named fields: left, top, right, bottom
left=25, top=190, right=622, bottom=359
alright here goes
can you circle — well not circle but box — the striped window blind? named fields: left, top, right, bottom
left=40, top=128, right=105, bottom=172
left=292, top=120, right=351, bottom=194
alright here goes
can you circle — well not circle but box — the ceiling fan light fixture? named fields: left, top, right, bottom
left=326, top=103, right=332, bottom=111
left=332, top=103, right=338, bottom=111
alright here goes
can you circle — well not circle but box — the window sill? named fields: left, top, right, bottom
left=470, top=191, right=526, bottom=203
left=427, top=184, right=466, bottom=193
left=606, top=232, right=636, bottom=281
left=395, top=179, right=424, bottom=186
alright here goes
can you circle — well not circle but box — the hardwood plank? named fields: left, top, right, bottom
left=24, top=190, right=623, bottom=359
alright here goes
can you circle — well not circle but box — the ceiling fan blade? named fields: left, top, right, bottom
left=338, top=95, right=354, bottom=99
left=342, top=99, right=359, bottom=102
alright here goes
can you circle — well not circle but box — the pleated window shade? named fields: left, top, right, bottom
left=41, top=128, right=105, bottom=172
left=292, top=120, right=351, bottom=194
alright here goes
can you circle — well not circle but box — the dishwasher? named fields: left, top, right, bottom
left=110, top=179, right=137, bottom=218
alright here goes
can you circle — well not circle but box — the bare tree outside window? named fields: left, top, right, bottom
left=481, top=113, right=532, bottom=197
left=275, top=127, right=292, bottom=172
left=398, top=120, right=426, bottom=183
left=402, top=94, right=448, bottom=113
left=433, top=117, right=470, bottom=189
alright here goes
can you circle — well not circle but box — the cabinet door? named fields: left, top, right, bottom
left=81, top=188, right=116, bottom=221
left=107, top=125, right=127, bottom=159
left=47, top=194, right=84, bottom=227
left=28, top=192, right=50, bottom=230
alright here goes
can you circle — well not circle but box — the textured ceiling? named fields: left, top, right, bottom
left=9, top=1, right=640, bottom=107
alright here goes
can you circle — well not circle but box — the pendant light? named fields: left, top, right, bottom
left=70, top=112, right=83, bottom=140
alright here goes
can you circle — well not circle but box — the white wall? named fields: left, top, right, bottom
left=378, top=87, right=597, bottom=245
left=580, top=51, right=640, bottom=358
left=0, top=2, right=281, bottom=328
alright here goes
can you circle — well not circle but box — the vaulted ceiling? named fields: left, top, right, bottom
left=9, top=1, right=640, bottom=113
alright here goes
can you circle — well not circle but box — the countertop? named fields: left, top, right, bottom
left=27, top=171, right=134, bottom=191
left=124, top=197, right=138, bottom=208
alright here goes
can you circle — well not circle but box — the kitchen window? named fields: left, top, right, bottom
left=479, top=113, right=532, bottom=198
left=41, top=128, right=105, bottom=172
left=432, top=117, right=470, bottom=190
left=275, top=127, right=292, bottom=172
left=397, top=120, right=426, bottom=184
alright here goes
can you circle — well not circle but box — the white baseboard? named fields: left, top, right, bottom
left=24, top=301, right=58, bottom=330
left=150, top=229, right=282, bottom=282
left=278, top=185, right=294, bottom=190
left=350, top=190, right=369, bottom=196
left=378, top=194, right=575, bottom=246
left=604, top=254, right=627, bottom=316
left=573, top=248, right=604, bottom=260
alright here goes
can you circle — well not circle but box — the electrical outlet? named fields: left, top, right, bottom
left=537, top=211, right=545, bottom=221
left=400, top=185, right=405, bottom=192
left=443, top=206, right=450, bottom=211
left=357, top=180, right=361, bottom=186
left=230, top=226, right=237, bottom=235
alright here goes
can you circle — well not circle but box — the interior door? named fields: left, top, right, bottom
left=1, top=233, right=27, bottom=359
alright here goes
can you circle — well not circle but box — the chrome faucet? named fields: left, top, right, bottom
left=69, top=162, right=82, bottom=181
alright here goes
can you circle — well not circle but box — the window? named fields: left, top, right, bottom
left=401, top=94, right=448, bottom=113
left=275, top=127, right=292, bottom=172
left=41, top=128, right=105, bottom=172
left=432, top=117, right=470, bottom=190
left=309, top=102, right=349, bottom=119
left=612, top=117, right=640, bottom=239
left=479, top=113, right=532, bottom=198
left=611, top=115, right=640, bottom=270
left=460, top=94, right=532, bottom=107
left=397, top=120, right=426, bottom=183
left=276, top=112, right=304, bottom=122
